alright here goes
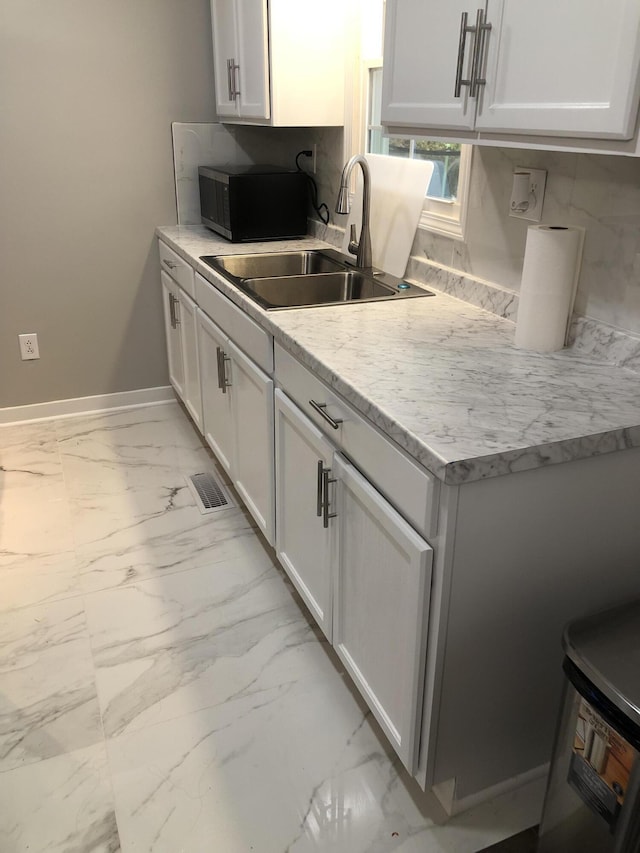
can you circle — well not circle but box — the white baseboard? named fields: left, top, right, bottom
left=0, top=386, right=176, bottom=426
left=433, top=763, right=549, bottom=817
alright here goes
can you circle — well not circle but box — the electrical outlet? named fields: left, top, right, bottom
left=299, top=145, right=317, bottom=174
left=18, top=333, right=40, bottom=360
left=509, top=168, right=547, bottom=222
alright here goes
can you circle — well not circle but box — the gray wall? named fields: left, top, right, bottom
left=0, top=0, right=216, bottom=408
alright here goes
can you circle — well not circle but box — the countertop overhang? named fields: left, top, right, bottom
left=157, top=225, right=640, bottom=485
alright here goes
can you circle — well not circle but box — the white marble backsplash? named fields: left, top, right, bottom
left=406, top=146, right=640, bottom=338
left=309, top=219, right=640, bottom=371
left=172, top=122, right=342, bottom=228
left=405, top=256, right=520, bottom=321
left=172, top=123, right=251, bottom=225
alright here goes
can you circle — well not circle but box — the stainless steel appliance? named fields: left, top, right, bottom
left=198, top=165, right=308, bottom=242
left=538, top=599, right=640, bottom=852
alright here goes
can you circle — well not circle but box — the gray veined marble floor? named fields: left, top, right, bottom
left=0, top=401, right=541, bottom=852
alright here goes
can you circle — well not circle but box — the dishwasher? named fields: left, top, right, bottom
left=538, top=599, right=640, bottom=852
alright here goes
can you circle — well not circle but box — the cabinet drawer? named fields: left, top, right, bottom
left=195, top=273, right=273, bottom=374
left=275, top=344, right=438, bottom=539
left=158, top=241, right=195, bottom=298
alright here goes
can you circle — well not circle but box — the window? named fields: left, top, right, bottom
left=365, top=65, right=472, bottom=241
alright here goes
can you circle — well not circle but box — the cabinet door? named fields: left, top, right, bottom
left=228, top=339, right=275, bottom=544
left=177, top=290, right=203, bottom=434
left=196, top=310, right=234, bottom=475
left=476, top=0, right=640, bottom=139
left=210, top=0, right=239, bottom=117
left=235, top=0, right=270, bottom=119
left=274, top=389, right=334, bottom=639
left=332, top=454, right=433, bottom=773
left=381, top=0, right=479, bottom=131
left=161, top=272, right=185, bottom=401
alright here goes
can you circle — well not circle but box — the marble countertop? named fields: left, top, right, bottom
left=157, top=225, right=640, bottom=485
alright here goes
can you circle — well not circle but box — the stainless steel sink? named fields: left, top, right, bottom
left=242, top=271, right=399, bottom=309
left=199, top=249, right=434, bottom=310
left=206, top=251, right=345, bottom=279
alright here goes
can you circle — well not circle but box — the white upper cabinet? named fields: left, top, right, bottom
left=210, top=0, right=345, bottom=126
left=382, top=1, right=477, bottom=131
left=477, top=0, right=640, bottom=139
left=382, top=0, right=640, bottom=147
left=211, top=0, right=270, bottom=120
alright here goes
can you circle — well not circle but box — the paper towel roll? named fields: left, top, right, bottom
left=514, top=224, right=585, bottom=352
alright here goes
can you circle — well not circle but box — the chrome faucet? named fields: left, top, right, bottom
left=335, top=154, right=373, bottom=269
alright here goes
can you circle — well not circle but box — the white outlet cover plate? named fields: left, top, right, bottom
left=18, top=333, right=39, bottom=360
left=509, top=168, right=547, bottom=222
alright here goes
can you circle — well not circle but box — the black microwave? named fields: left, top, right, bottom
left=198, top=165, right=308, bottom=242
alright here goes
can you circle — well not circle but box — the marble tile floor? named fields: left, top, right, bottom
left=0, top=401, right=543, bottom=852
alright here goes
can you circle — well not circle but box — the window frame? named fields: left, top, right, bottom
left=360, top=59, right=472, bottom=242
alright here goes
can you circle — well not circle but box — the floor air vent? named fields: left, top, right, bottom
left=186, top=471, right=234, bottom=515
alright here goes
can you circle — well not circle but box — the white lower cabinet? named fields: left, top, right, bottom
left=161, top=268, right=202, bottom=432
left=275, top=389, right=335, bottom=639
left=176, top=289, right=203, bottom=432
left=228, top=338, right=275, bottom=544
left=332, top=454, right=433, bottom=773
left=196, top=308, right=275, bottom=545
left=161, top=271, right=185, bottom=401
left=196, top=309, right=235, bottom=476
left=274, top=388, right=433, bottom=773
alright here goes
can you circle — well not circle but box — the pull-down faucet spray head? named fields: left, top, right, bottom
left=336, top=184, right=351, bottom=215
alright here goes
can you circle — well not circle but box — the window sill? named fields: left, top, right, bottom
left=419, top=209, right=466, bottom=241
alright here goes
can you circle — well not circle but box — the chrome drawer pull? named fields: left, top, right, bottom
left=163, top=258, right=177, bottom=270
left=309, top=399, right=343, bottom=430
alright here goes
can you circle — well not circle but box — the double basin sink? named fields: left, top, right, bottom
left=199, top=249, right=434, bottom=310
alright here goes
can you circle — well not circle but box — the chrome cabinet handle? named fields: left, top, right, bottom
left=454, top=11, right=473, bottom=98
left=215, top=346, right=224, bottom=389
left=226, top=58, right=240, bottom=99
left=216, top=346, right=231, bottom=393
left=169, top=292, right=180, bottom=329
left=316, top=460, right=324, bottom=517
left=322, top=467, right=337, bottom=529
left=309, top=399, right=343, bottom=430
left=232, top=62, right=240, bottom=98
left=226, top=58, right=234, bottom=100
left=470, top=8, right=491, bottom=98
left=163, top=258, right=177, bottom=270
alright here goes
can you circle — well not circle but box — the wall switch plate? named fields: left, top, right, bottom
left=18, top=333, right=39, bottom=360
left=509, top=168, right=547, bottom=222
